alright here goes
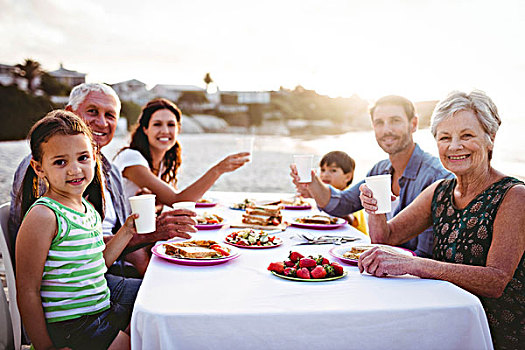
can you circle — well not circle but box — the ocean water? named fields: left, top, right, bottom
left=1, top=123, right=524, bottom=205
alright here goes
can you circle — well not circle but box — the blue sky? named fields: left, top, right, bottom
left=1, top=0, right=525, bottom=113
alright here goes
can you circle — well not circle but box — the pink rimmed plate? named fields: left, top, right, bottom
left=151, top=242, right=240, bottom=266
left=290, top=217, right=346, bottom=230
left=283, top=204, right=312, bottom=210
left=196, top=201, right=218, bottom=208
left=329, top=244, right=416, bottom=265
left=195, top=223, right=225, bottom=230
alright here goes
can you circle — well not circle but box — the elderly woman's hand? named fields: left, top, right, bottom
left=214, top=152, right=250, bottom=174
left=359, top=183, right=397, bottom=214
left=358, top=246, right=414, bottom=277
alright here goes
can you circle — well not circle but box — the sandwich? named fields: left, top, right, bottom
left=242, top=204, right=283, bottom=226
left=281, top=196, right=309, bottom=207
left=343, top=245, right=375, bottom=260
left=163, top=240, right=227, bottom=259
left=296, top=215, right=339, bottom=225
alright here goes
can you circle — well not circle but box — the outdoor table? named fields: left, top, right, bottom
left=130, top=191, right=493, bottom=350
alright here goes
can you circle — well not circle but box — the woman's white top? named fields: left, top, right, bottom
left=113, top=148, right=157, bottom=201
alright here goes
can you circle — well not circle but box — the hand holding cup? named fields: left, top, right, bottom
left=359, top=175, right=394, bottom=214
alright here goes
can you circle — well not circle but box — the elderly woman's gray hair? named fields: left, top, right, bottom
left=431, top=90, right=501, bottom=139
left=67, top=83, right=121, bottom=114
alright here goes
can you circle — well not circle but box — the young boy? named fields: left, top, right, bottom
left=319, top=151, right=367, bottom=234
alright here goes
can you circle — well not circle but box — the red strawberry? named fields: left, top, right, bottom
left=284, top=267, right=297, bottom=277
left=314, top=255, right=329, bottom=265
left=267, top=261, right=285, bottom=274
left=330, top=262, right=344, bottom=276
left=299, top=258, right=317, bottom=268
left=296, top=267, right=311, bottom=279
left=311, top=265, right=327, bottom=279
left=289, top=251, right=304, bottom=262
left=284, top=260, right=295, bottom=267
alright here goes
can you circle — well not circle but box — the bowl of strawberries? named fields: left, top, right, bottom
left=267, top=251, right=347, bottom=282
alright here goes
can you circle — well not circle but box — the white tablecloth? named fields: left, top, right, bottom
left=131, top=192, right=493, bottom=350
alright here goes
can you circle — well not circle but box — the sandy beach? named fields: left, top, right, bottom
left=1, top=126, right=524, bottom=205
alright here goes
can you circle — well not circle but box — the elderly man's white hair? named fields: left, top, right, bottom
left=67, top=83, right=121, bottom=115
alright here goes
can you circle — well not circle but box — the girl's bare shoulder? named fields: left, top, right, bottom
left=19, top=204, right=57, bottom=237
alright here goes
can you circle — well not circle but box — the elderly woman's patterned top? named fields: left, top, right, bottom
left=431, top=176, right=524, bottom=349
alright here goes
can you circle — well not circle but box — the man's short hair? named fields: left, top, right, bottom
left=369, top=95, right=416, bottom=121
left=67, top=83, right=121, bottom=115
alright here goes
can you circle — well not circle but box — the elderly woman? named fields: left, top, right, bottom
left=358, top=90, right=524, bottom=349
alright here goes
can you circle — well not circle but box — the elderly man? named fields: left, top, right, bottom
left=9, top=83, right=196, bottom=276
left=291, top=95, right=452, bottom=257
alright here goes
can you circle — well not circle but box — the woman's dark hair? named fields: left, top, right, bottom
left=20, top=110, right=105, bottom=218
left=320, top=151, right=356, bottom=187
left=123, top=98, right=182, bottom=186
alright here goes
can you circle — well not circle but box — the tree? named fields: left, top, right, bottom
left=203, top=72, right=213, bottom=91
left=121, top=100, right=142, bottom=130
left=0, top=85, right=54, bottom=141
left=14, top=58, right=42, bottom=94
left=40, top=72, right=71, bottom=96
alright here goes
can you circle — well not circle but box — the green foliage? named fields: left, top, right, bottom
left=120, top=100, right=142, bottom=130
left=14, top=58, right=42, bottom=94
left=177, top=91, right=208, bottom=105
left=40, top=72, right=71, bottom=96
left=0, top=85, right=55, bottom=141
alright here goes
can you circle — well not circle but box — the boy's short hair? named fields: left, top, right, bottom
left=320, top=151, right=355, bottom=174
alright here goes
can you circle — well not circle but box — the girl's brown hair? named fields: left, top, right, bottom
left=20, top=110, right=105, bottom=218
left=121, top=98, right=182, bottom=186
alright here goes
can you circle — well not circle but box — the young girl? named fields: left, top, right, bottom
left=16, top=110, right=138, bottom=350
left=319, top=151, right=368, bottom=234
left=113, top=98, right=249, bottom=205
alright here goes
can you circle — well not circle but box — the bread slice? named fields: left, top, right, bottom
left=163, top=243, right=219, bottom=258
left=246, top=205, right=282, bottom=216
left=300, top=215, right=337, bottom=225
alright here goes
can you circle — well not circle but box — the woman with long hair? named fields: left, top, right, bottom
left=114, top=98, right=249, bottom=205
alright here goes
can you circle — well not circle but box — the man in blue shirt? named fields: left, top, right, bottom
left=291, top=95, right=452, bottom=257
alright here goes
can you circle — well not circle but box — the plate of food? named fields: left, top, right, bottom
left=281, top=196, right=312, bottom=210
left=290, top=215, right=346, bottom=229
left=152, top=240, right=240, bottom=266
left=195, top=212, right=225, bottom=230
left=230, top=198, right=256, bottom=210
left=196, top=198, right=217, bottom=208
left=225, top=229, right=283, bottom=249
left=267, top=251, right=347, bottom=282
left=329, top=244, right=416, bottom=265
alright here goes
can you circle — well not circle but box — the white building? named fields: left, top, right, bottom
left=111, top=79, right=153, bottom=106
left=48, top=64, right=86, bottom=88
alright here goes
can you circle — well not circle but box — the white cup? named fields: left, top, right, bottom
left=293, top=155, right=314, bottom=183
left=235, top=136, right=255, bottom=162
left=171, top=201, right=196, bottom=211
left=129, top=194, right=156, bottom=234
left=365, top=174, right=392, bottom=214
